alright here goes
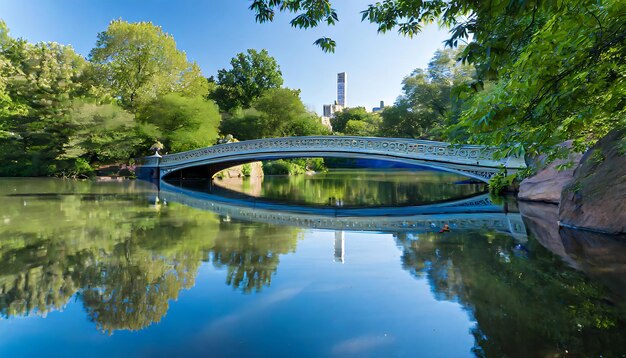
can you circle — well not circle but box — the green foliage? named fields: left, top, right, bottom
left=250, top=1, right=338, bottom=52
left=488, top=167, right=517, bottom=195
left=64, top=100, right=142, bottom=164
left=263, top=159, right=306, bottom=175
left=241, top=163, right=252, bottom=177
left=0, top=28, right=94, bottom=176
left=381, top=48, right=475, bottom=140
left=89, top=20, right=206, bottom=111
left=331, top=107, right=382, bottom=136
left=455, top=0, right=626, bottom=158
left=210, top=49, right=284, bottom=112
left=137, top=93, right=221, bottom=153
left=220, top=88, right=328, bottom=140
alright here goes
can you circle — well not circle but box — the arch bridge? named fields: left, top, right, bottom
left=138, top=136, right=526, bottom=183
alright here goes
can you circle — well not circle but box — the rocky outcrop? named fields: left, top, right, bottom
left=517, top=129, right=625, bottom=234
left=559, top=129, right=626, bottom=234
left=518, top=142, right=582, bottom=203
left=215, top=161, right=263, bottom=179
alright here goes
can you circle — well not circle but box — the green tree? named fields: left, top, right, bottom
left=329, top=107, right=382, bottom=136
left=0, top=34, right=91, bottom=176
left=221, top=88, right=328, bottom=140
left=455, top=0, right=626, bottom=158
left=344, top=117, right=381, bottom=137
left=138, top=93, right=221, bottom=153
left=89, top=20, right=206, bottom=111
left=63, top=100, right=143, bottom=164
left=330, top=107, right=368, bottom=133
left=0, top=21, right=27, bottom=121
left=210, top=49, right=284, bottom=112
left=380, top=48, right=474, bottom=140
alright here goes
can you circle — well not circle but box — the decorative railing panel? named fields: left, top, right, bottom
left=158, top=136, right=525, bottom=168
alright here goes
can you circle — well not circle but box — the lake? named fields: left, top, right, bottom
left=1, top=172, right=625, bottom=357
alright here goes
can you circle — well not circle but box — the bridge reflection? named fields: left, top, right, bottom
left=157, top=181, right=528, bottom=241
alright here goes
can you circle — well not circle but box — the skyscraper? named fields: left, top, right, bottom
left=337, top=72, right=347, bottom=107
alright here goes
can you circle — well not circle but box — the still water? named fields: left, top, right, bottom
left=211, top=170, right=485, bottom=207
left=1, top=173, right=625, bottom=357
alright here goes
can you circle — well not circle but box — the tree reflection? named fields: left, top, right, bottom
left=0, top=179, right=301, bottom=332
left=211, top=221, right=300, bottom=293
left=216, top=170, right=485, bottom=207
left=395, top=231, right=626, bottom=356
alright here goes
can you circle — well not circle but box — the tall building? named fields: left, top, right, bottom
left=337, top=72, right=347, bottom=107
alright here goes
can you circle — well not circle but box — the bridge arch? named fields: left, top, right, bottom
left=138, top=136, right=526, bottom=183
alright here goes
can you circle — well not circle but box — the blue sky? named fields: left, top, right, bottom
left=0, top=0, right=451, bottom=114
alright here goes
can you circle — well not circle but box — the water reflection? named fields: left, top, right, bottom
left=0, top=178, right=625, bottom=357
left=0, top=179, right=299, bottom=333
left=395, top=230, right=626, bottom=356
left=210, top=169, right=486, bottom=207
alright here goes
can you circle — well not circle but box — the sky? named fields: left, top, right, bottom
left=0, top=0, right=451, bottom=114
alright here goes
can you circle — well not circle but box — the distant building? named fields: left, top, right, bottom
left=321, top=72, right=348, bottom=131
left=320, top=115, right=332, bottom=130
left=321, top=101, right=344, bottom=130
left=323, top=104, right=333, bottom=118
left=337, top=72, right=347, bottom=107
left=372, top=100, right=385, bottom=113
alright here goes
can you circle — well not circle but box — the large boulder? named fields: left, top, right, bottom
left=559, top=129, right=626, bottom=234
left=518, top=142, right=583, bottom=204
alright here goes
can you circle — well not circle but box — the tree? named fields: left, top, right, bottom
left=220, top=88, right=328, bottom=140
left=380, top=48, right=474, bottom=140
left=330, top=107, right=369, bottom=133
left=455, top=0, right=626, bottom=158
left=210, top=49, right=283, bottom=112
left=329, top=107, right=382, bottom=136
left=0, top=33, right=92, bottom=176
left=63, top=100, right=142, bottom=164
left=137, top=93, right=221, bottom=153
left=0, top=21, right=27, bottom=121
left=344, top=117, right=381, bottom=137
left=89, top=20, right=206, bottom=111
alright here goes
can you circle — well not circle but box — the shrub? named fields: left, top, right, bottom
left=263, top=160, right=305, bottom=175
left=488, top=167, right=517, bottom=195
left=241, top=163, right=252, bottom=177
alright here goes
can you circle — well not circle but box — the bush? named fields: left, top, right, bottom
left=263, top=160, right=305, bottom=175
left=241, top=163, right=252, bottom=177
left=54, top=158, right=94, bottom=179
left=488, top=167, right=517, bottom=195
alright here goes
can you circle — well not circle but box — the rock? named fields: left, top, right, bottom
left=518, top=142, right=583, bottom=204
left=559, top=129, right=626, bottom=234
left=215, top=161, right=264, bottom=179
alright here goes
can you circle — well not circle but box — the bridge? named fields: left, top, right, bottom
left=156, top=181, right=528, bottom=241
left=137, top=136, right=526, bottom=183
